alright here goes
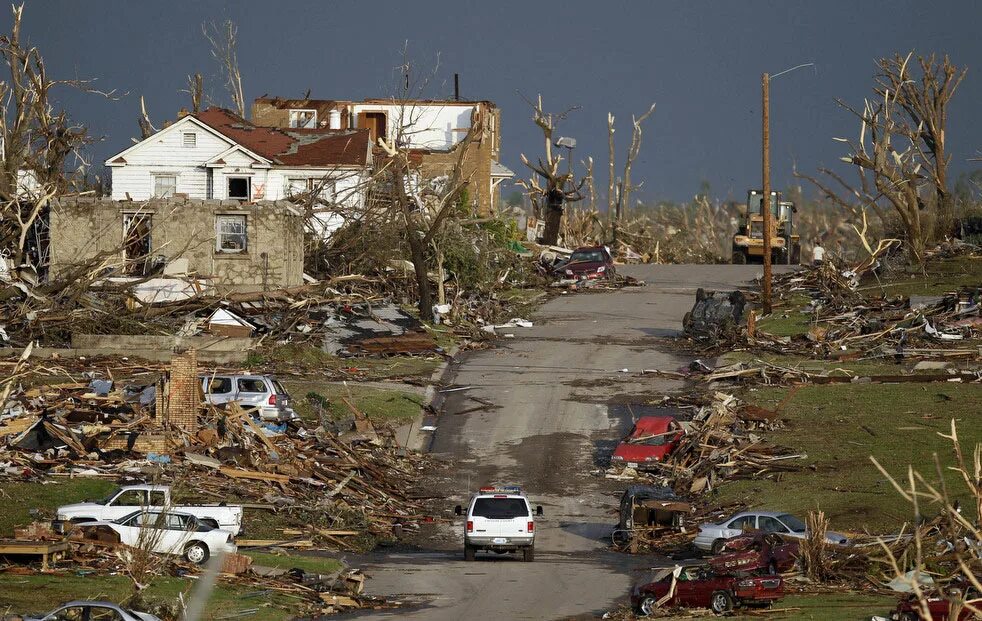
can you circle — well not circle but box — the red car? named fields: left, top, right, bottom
left=884, top=583, right=980, bottom=621
left=631, top=565, right=783, bottom=616
left=560, top=245, right=616, bottom=280
left=709, top=532, right=800, bottom=576
left=611, top=416, right=683, bottom=469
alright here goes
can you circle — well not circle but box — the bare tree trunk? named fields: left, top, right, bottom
left=394, top=164, right=434, bottom=321
left=542, top=189, right=564, bottom=246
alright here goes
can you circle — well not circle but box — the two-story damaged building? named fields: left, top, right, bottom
left=105, top=107, right=372, bottom=207
left=251, top=97, right=513, bottom=215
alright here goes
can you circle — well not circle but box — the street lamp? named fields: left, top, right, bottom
left=761, top=62, right=814, bottom=315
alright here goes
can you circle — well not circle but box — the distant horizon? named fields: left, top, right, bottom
left=11, top=0, right=982, bottom=204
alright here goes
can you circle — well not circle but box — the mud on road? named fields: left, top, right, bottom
left=344, top=264, right=779, bottom=620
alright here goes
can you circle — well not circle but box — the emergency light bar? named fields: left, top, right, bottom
left=478, top=485, right=522, bottom=494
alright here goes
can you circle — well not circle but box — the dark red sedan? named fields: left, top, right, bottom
left=709, top=532, right=800, bottom=575
left=610, top=416, right=683, bottom=469
left=631, top=565, right=783, bottom=616
left=560, top=245, right=616, bottom=280
left=882, top=582, right=980, bottom=621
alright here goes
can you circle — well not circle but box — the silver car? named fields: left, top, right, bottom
left=200, top=373, right=296, bottom=422
left=26, top=600, right=162, bottom=621
left=693, top=511, right=849, bottom=553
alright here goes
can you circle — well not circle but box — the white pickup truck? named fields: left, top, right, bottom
left=55, top=485, right=243, bottom=535
left=455, top=486, right=543, bottom=562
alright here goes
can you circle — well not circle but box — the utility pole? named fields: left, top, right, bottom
left=761, top=72, right=773, bottom=315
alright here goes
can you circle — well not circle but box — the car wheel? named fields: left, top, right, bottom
left=522, top=546, right=534, bottom=562
left=637, top=596, right=658, bottom=616
left=711, top=538, right=726, bottom=555
left=184, top=541, right=210, bottom=565
left=463, top=544, right=475, bottom=562
left=710, top=590, right=734, bottom=614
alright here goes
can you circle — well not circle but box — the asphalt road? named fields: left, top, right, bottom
left=347, top=264, right=780, bottom=620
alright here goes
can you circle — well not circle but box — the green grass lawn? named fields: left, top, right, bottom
left=0, top=573, right=302, bottom=620
left=757, top=293, right=815, bottom=337
left=282, top=380, right=423, bottom=426
left=0, top=478, right=118, bottom=537
left=717, top=350, right=910, bottom=377
left=730, top=592, right=897, bottom=620
left=248, top=343, right=442, bottom=379
left=243, top=550, right=342, bottom=574
left=858, top=255, right=982, bottom=298
left=716, top=382, right=982, bottom=533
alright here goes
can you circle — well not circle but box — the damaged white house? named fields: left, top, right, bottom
left=105, top=108, right=373, bottom=233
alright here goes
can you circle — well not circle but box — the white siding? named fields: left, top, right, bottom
left=109, top=118, right=235, bottom=200
left=351, top=103, right=474, bottom=150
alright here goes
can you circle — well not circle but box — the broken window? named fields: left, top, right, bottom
left=237, top=378, right=266, bottom=393
left=216, top=215, right=247, bottom=253
left=227, top=176, right=250, bottom=200
left=122, top=213, right=152, bottom=275
left=183, top=132, right=196, bottom=148
left=153, top=174, right=176, bottom=198
left=289, top=109, right=317, bottom=129
left=206, top=377, right=232, bottom=394
left=285, top=177, right=336, bottom=200
left=114, top=490, right=146, bottom=507
left=358, top=111, right=387, bottom=143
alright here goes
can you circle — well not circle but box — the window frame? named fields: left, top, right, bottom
left=226, top=176, right=251, bottom=201
left=215, top=214, right=248, bottom=254
left=152, top=174, right=177, bottom=198
left=289, top=109, right=317, bottom=129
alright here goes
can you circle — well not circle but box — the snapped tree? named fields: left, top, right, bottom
left=799, top=53, right=965, bottom=265
left=518, top=96, right=586, bottom=246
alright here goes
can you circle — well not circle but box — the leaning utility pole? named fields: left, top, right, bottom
left=761, top=72, right=773, bottom=315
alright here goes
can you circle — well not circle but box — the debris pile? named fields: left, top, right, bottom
left=0, top=355, right=435, bottom=548
left=606, top=393, right=802, bottom=496
left=755, top=249, right=982, bottom=361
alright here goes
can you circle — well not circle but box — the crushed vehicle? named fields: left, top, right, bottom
left=612, top=485, right=691, bottom=550
left=75, top=509, right=237, bottom=565
left=709, top=532, right=800, bottom=575
left=694, top=511, right=848, bottom=553
left=454, top=486, right=543, bottom=562
left=24, top=600, right=162, bottom=621
left=682, top=288, right=747, bottom=342
left=873, top=581, right=981, bottom=621
left=610, top=416, right=683, bottom=469
left=55, top=484, right=243, bottom=535
left=200, top=373, right=297, bottom=422
left=557, top=245, right=616, bottom=280
left=631, top=564, right=784, bottom=616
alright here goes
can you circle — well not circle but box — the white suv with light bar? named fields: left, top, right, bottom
left=454, top=486, right=543, bottom=562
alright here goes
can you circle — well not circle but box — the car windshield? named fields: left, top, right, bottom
left=778, top=514, right=806, bottom=532
left=272, top=379, right=287, bottom=395
left=95, top=487, right=121, bottom=505
left=569, top=250, right=605, bottom=263
left=472, top=497, right=529, bottom=519
left=628, top=433, right=668, bottom=446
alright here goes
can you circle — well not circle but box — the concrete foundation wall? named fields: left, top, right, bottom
left=49, top=197, right=304, bottom=293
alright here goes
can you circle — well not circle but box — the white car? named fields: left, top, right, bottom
left=25, top=600, right=162, bottom=621
left=454, top=486, right=543, bottom=562
left=694, top=511, right=849, bottom=553
left=56, top=484, right=243, bottom=535
left=78, top=510, right=236, bottom=565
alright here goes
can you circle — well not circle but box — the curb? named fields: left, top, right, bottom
left=397, top=345, right=460, bottom=451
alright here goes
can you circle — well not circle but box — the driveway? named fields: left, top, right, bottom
left=347, top=264, right=778, bottom=620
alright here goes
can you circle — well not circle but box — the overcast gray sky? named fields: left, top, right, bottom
left=13, top=0, right=982, bottom=204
